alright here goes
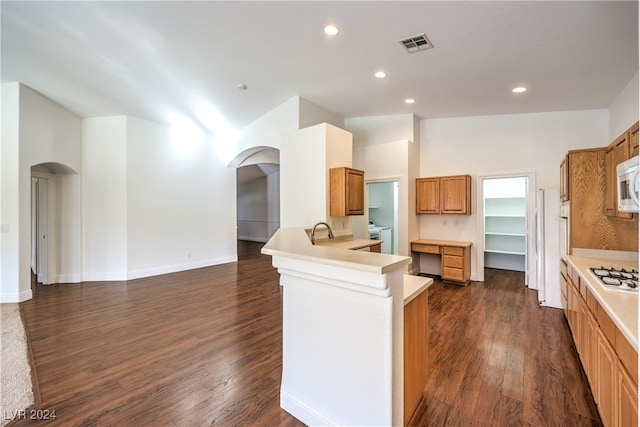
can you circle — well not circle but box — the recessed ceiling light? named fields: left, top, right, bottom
left=324, top=24, right=340, bottom=36
left=512, top=87, right=527, bottom=93
left=238, top=83, right=247, bottom=91
left=374, top=71, right=387, bottom=78
left=405, top=98, right=415, bottom=104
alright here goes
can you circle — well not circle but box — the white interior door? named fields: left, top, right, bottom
left=36, top=177, right=49, bottom=284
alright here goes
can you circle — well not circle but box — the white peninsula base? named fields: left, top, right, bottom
left=262, top=228, right=411, bottom=426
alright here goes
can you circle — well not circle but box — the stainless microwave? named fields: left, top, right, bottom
left=616, top=154, right=639, bottom=212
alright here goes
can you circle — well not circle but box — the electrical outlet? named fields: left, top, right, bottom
left=0, top=224, right=9, bottom=233
left=186, top=251, right=192, bottom=259
left=443, top=220, right=447, bottom=226
left=455, top=219, right=460, bottom=227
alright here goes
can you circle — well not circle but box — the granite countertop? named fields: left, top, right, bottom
left=565, top=253, right=638, bottom=351
left=262, top=227, right=410, bottom=275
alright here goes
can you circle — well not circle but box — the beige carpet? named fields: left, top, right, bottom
left=0, top=304, right=35, bottom=426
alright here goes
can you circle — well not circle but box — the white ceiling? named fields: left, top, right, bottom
left=2, top=1, right=638, bottom=136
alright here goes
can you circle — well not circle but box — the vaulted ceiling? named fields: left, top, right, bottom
left=2, top=1, right=638, bottom=137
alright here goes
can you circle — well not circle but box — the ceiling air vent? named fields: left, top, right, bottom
left=399, top=33, right=433, bottom=53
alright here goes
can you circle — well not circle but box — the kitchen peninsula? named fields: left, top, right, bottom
left=262, top=227, right=422, bottom=426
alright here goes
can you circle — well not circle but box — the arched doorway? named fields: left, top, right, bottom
left=30, top=162, right=80, bottom=288
left=229, top=147, right=280, bottom=247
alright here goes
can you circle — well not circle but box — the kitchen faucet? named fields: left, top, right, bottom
left=311, top=222, right=334, bottom=245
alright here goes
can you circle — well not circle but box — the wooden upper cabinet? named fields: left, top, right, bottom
left=560, top=155, right=569, bottom=202
left=329, top=167, right=364, bottom=216
left=440, top=175, right=471, bottom=214
left=416, top=178, right=439, bottom=214
left=416, top=175, right=471, bottom=215
left=604, top=126, right=634, bottom=219
left=630, top=122, right=639, bottom=157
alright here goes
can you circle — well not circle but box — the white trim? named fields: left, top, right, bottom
left=78, top=256, right=240, bottom=283
left=54, top=274, right=82, bottom=283
left=126, top=256, right=238, bottom=280
left=476, top=171, right=537, bottom=284
left=0, top=289, right=33, bottom=303
left=280, top=385, right=345, bottom=426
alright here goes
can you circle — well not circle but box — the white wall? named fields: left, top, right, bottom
left=1, top=83, right=21, bottom=301
left=82, top=116, right=128, bottom=280
left=229, top=97, right=299, bottom=166
left=609, top=72, right=639, bottom=140
left=83, top=116, right=238, bottom=281
left=281, top=123, right=352, bottom=231
left=126, top=117, right=237, bottom=278
left=299, top=97, right=345, bottom=130
left=346, top=114, right=416, bottom=148
left=419, top=109, right=609, bottom=280
left=348, top=114, right=420, bottom=270
left=1, top=83, right=82, bottom=302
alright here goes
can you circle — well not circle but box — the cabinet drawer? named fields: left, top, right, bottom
left=569, top=266, right=580, bottom=288
left=597, top=305, right=617, bottom=348
left=442, top=246, right=464, bottom=256
left=586, top=289, right=598, bottom=316
left=443, top=255, right=463, bottom=269
left=442, top=267, right=464, bottom=281
left=616, top=328, right=639, bottom=385
left=412, top=244, right=440, bottom=254
left=560, top=259, right=568, bottom=277
left=560, top=274, right=567, bottom=299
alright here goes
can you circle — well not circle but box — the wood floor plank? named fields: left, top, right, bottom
left=17, top=244, right=601, bottom=426
left=412, top=269, right=601, bottom=427
left=17, top=241, right=303, bottom=427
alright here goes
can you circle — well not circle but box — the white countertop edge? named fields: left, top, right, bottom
left=566, top=255, right=638, bottom=351
left=262, top=227, right=411, bottom=275
left=572, top=248, right=639, bottom=262
left=403, top=274, right=434, bottom=305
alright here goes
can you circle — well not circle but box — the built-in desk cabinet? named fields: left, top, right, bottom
left=560, top=258, right=638, bottom=427
left=411, top=239, right=472, bottom=285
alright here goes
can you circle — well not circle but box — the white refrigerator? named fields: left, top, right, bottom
left=535, top=188, right=562, bottom=308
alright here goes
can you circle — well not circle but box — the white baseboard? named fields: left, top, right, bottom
left=82, top=272, right=128, bottom=282
left=80, top=256, right=238, bottom=282
left=55, top=273, right=82, bottom=283
left=126, top=256, right=237, bottom=280
left=280, top=385, right=343, bottom=427
left=408, top=266, right=420, bottom=275
left=237, top=235, right=268, bottom=243
left=0, top=289, right=33, bottom=303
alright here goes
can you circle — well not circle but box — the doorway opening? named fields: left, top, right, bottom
left=30, top=161, right=80, bottom=288
left=366, top=180, right=399, bottom=255
left=477, top=172, right=536, bottom=285
left=230, top=146, right=280, bottom=249
left=31, top=175, right=49, bottom=285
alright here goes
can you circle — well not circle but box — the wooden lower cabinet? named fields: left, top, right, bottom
left=369, top=243, right=381, bottom=253
left=618, top=362, right=639, bottom=427
left=404, top=288, right=428, bottom=425
left=563, top=260, right=638, bottom=427
left=597, top=327, right=617, bottom=427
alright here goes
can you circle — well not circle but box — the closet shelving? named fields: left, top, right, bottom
left=483, top=177, right=527, bottom=272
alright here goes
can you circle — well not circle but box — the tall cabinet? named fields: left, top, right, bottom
left=483, top=177, right=527, bottom=272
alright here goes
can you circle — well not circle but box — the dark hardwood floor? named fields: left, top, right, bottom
left=18, top=242, right=599, bottom=426
left=410, top=268, right=601, bottom=427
